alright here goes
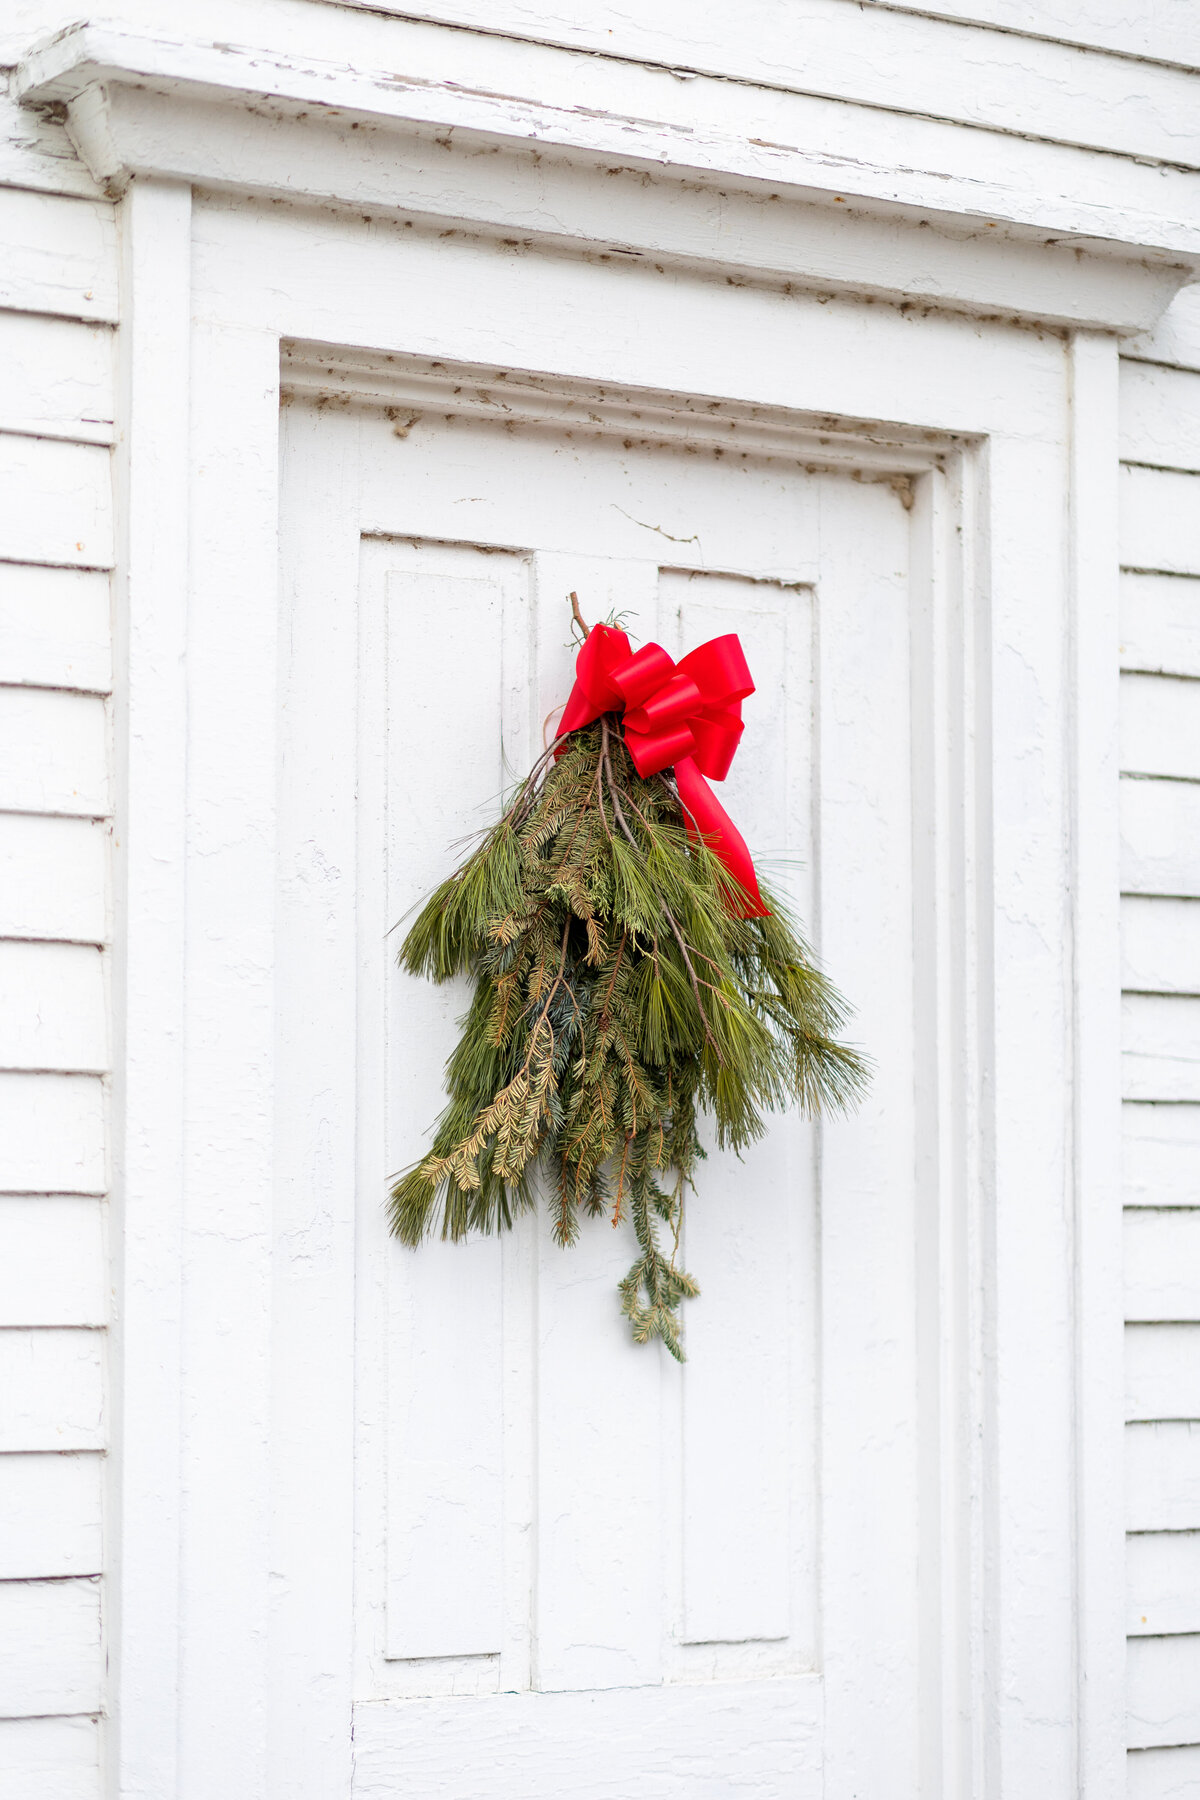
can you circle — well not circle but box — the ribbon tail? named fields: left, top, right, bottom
left=674, top=757, right=768, bottom=920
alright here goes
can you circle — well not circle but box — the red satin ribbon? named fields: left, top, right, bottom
left=557, top=623, right=767, bottom=918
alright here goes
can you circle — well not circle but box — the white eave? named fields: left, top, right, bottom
left=16, top=19, right=1200, bottom=333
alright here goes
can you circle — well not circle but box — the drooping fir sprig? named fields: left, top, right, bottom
left=390, top=604, right=868, bottom=1359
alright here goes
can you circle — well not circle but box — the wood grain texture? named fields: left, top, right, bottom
left=0, top=942, right=107, bottom=1073
left=1128, top=1421, right=1200, bottom=1530
left=0, top=1452, right=103, bottom=1578
left=351, top=1677, right=823, bottom=1798
left=1128, top=1632, right=1200, bottom=1750
left=0, top=816, right=107, bottom=944
left=1121, top=674, right=1200, bottom=780
left=1121, top=362, right=1200, bottom=473
left=1123, top=995, right=1200, bottom=1102
left=1124, top=287, right=1200, bottom=376
left=1126, top=1209, right=1200, bottom=1321
left=0, top=313, right=113, bottom=445
left=0, top=688, right=109, bottom=816
left=0, top=1578, right=102, bottom=1718
left=1127, top=1531, right=1200, bottom=1636
left=1124, top=1104, right=1200, bottom=1209
left=180, top=0, right=1200, bottom=166
left=0, top=74, right=105, bottom=204
left=0, top=566, right=113, bottom=693
left=0, top=187, right=117, bottom=324
left=1126, top=1324, right=1200, bottom=1421
left=1123, top=897, right=1200, bottom=994
left=1120, top=574, right=1200, bottom=679
left=0, top=1196, right=105, bottom=1326
left=1121, top=779, right=1200, bottom=898
left=0, top=1328, right=104, bottom=1451
left=1128, top=1744, right=1200, bottom=1800
left=0, top=1714, right=101, bottom=1800
left=0, top=1074, right=105, bottom=1194
left=0, top=435, right=112, bottom=570
left=1121, top=467, right=1200, bottom=577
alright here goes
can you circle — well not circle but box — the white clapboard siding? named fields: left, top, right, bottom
left=0, top=1075, right=105, bottom=1195
left=1127, top=1532, right=1200, bottom=1637
left=0, top=1453, right=103, bottom=1579
left=862, top=0, right=1200, bottom=64
left=0, top=1330, right=104, bottom=1452
left=0, top=689, right=109, bottom=816
left=0, top=1197, right=106, bottom=1327
left=1121, top=674, right=1200, bottom=781
left=331, top=0, right=1200, bottom=161
left=1120, top=363, right=1200, bottom=474
left=1123, top=1105, right=1200, bottom=1211
left=1121, top=467, right=1200, bottom=578
left=1127, top=1326, right=1200, bottom=1423
left=1128, top=1633, right=1200, bottom=1751
left=1128, top=1423, right=1200, bottom=1531
left=0, top=189, right=118, bottom=325
left=1128, top=1744, right=1200, bottom=1800
left=0, top=436, right=112, bottom=570
left=1123, top=996, right=1200, bottom=1103
left=0, top=1579, right=102, bottom=1719
left=0, top=1713, right=101, bottom=1800
left=0, top=817, right=107, bottom=944
left=0, top=79, right=106, bottom=206
left=0, top=942, right=106, bottom=1074
left=1121, top=779, right=1200, bottom=899
left=1126, top=1210, right=1200, bottom=1322
left=1120, top=575, right=1200, bottom=680
left=1123, top=898, right=1200, bottom=996
left=0, top=566, right=112, bottom=693
left=1124, top=287, right=1200, bottom=376
left=0, top=314, right=114, bottom=445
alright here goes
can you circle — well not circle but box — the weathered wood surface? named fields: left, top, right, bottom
left=0, top=1074, right=105, bottom=1193
left=0, top=1714, right=101, bottom=1800
left=0, top=816, right=107, bottom=943
left=0, top=1578, right=102, bottom=1719
left=0, top=1452, right=103, bottom=1578
left=1120, top=574, right=1200, bottom=680
left=0, top=942, right=107, bottom=1073
left=1121, top=779, right=1200, bottom=898
left=0, top=1196, right=105, bottom=1326
left=1126, top=1209, right=1200, bottom=1322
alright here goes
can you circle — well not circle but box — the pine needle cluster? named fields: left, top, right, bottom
left=390, top=713, right=867, bottom=1359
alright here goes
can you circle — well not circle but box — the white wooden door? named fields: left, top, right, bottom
left=273, top=392, right=917, bottom=1798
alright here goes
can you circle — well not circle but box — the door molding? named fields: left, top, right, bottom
left=20, top=26, right=1127, bottom=1793
left=17, top=21, right=1195, bottom=332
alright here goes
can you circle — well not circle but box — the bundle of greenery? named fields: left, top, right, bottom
left=390, top=612, right=867, bottom=1359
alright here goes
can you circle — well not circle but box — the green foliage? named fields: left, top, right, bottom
left=391, top=715, right=868, bottom=1358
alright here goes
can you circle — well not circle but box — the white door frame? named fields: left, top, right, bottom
left=17, top=26, right=1138, bottom=1799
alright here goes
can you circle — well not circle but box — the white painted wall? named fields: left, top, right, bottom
left=0, top=2, right=1198, bottom=1795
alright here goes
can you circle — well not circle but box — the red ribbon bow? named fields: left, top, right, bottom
left=557, top=623, right=767, bottom=918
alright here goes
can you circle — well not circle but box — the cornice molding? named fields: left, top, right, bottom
left=280, top=339, right=950, bottom=479
left=16, top=21, right=1197, bottom=332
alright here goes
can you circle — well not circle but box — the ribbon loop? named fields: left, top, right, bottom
left=556, top=622, right=767, bottom=917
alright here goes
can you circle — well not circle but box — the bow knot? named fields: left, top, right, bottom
left=557, top=623, right=766, bottom=918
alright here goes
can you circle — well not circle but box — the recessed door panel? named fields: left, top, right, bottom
left=277, top=399, right=917, bottom=1797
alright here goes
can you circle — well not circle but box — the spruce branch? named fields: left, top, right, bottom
left=389, top=594, right=869, bottom=1357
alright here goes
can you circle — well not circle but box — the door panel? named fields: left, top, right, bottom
left=277, top=399, right=916, bottom=1796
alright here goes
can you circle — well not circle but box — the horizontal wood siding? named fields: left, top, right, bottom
left=0, top=107, right=116, bottom=1797
left=1121, top=298, right=1200, bottom=1786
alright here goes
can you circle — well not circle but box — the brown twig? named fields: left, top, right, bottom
left=569, top=590, right=591, bottom=640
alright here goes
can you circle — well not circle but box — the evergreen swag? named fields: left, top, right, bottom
left=390, top=600, right=868, bottom=1359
